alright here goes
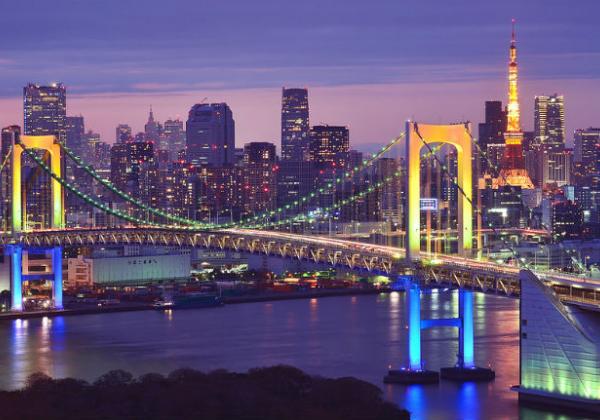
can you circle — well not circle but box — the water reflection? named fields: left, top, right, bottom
left=456, top=382, right=479, bottom=420
left=0, top=293, right=578, bottom=419
left=403, top=385, right=426, bottom=420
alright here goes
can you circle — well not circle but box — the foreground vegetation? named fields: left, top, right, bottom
left=0, top=365, right=409, bottom=419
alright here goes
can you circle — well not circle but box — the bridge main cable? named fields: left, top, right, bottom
left=242, top=144, right=442, bottom=230
left=57, top=133, right=405, bottom=229
left=18, top=142, right=171, bottom=228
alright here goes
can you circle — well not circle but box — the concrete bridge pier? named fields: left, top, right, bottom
left=384, top=279, right=494, bottom=384
left=440, top=289, right=495, bottom=382
left=5, top=245, right=63, bottom=312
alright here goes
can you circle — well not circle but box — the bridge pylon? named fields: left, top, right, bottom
left=6, top=135, right=65, bottom=312
left=405, top=122, right=473, bottom=261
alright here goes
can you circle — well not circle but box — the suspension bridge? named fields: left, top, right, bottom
left=1, top=122, right=599, bottom=407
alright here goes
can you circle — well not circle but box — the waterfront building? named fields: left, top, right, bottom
left=516, top=270, right=600, bottom=414
left=186, top=103, right=234, bottom=167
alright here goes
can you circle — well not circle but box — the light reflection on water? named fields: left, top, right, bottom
left=0, top=292, right=578, bottom=419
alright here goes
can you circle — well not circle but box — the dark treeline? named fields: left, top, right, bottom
left=0, top=365, right=409, bottom=420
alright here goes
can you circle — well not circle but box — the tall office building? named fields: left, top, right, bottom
left=116, top=124, right=132, bottom=143
left=552, top=200, right=583, bottom=240
left=497, top=22, right=534, bottom=190
left=574, top=128, right=600, bottom=174
left=186, top=103, right=234, bottom=167
left=308, top=125, right=350, bottom=169
left=242, top=142, right=277, bottom=215
left=23, top=83, right=67, bottom=142
left=163, top=118, right=185, bottom=159
left=478, top=101, right=506, bottom=175
left=542, top=150, right=572, bottom=187
left=66, top=116, right=85, bottom=155
left=534, top=94, right=565, bottom=153
left=281, top=88, right=309, bottom=161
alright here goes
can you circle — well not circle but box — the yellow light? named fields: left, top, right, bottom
left=12, top=136, right=64, bottom=232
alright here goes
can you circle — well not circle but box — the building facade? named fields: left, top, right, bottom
left=534, top=94, right=565, bottom=153
left=281, top=88, right=309, bottom=162
left=186, top=103, right=234, bottom=167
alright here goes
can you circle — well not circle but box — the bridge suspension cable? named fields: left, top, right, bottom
left=56, top=140, right=208, bottom=228
left=227, top=133, right=406, bottom=228
left=56, top=132, right=405, bottom=230
left=0, top=145, right=12, bottom=174
left=242, top=144, right=442, bottom=230
left=18, top=142, right=169, bottom=228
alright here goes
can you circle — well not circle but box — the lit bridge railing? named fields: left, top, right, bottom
left=2, top=227, right=598, bottom=308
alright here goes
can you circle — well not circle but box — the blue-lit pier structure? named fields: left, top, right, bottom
left=512, top=270, right=600, bottom=415
left=5, top=245, right=63, bottom=312
left=385, top=277, right=494, bottom=384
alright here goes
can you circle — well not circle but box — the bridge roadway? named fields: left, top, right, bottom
left=1, top=226, right=599, bottom=308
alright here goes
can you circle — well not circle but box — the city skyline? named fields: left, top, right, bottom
left=0, top=1, right=599, bottom=145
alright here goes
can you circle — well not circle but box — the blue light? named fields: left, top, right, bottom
left=7, top=245, right=23, bottom=312
left=408, top=281, right=421, bottom=371
left=460, top=289, right=474, bottom=369
left=52, top=246, right=63, bottom=309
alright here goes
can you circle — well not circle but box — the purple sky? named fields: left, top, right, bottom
left=1, top=0, right=599, bottom=148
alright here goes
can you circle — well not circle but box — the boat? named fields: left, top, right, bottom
left=153, top=292, right=224, bottom=310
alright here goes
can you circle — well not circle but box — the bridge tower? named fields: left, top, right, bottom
left=6, top=135, right=64, bottom=311
left=405, top=122, right=473, bottom=261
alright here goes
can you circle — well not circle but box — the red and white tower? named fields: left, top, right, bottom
left=498, top=20, right=534, bottom=189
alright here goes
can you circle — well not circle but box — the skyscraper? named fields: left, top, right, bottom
left=242, top=142, right=278, bottom=215
left=163, top=118, right=185, bottom=160
left=477, top=101, right=506, bottom=175
left=497, top=21, right=534, bottom=190
left=186, top=103, right=234, bottom=167
left=574, top=128, right=600, bottom=174
left=66, top=116, right=85, bottom=155
left=281, top=88, right=309, bottom=162
left=110, top=141, right=158, bottom=212
left=116, top=124, right=132, bottom=143
left=23, top=83, right=67, bottom=142
left=534, top=94, right=565, bottom=153
left=309, top=125, right=350, bottom=169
